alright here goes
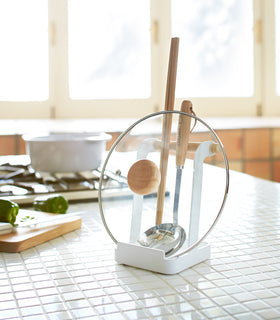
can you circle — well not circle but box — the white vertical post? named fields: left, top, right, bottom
left=188, top=141, right=215, bottom=246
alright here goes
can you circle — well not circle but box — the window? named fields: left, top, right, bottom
left=172, top=0, right=254, bottom=97
left=275, top=0, right=280, bottom=95
left=68, top=0, right=151, bottom=100
left=0, top=0, right=279, bottom=118
left=0, top=0, right=48, bottom=101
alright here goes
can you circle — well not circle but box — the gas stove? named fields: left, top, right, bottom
left=0, top=155, right=129, bottom=205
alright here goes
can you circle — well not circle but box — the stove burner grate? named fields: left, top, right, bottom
left=0, top=162, right=128, bottom=204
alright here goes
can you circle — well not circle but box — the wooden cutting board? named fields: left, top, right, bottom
left=0, top=209, right=82, bottom=253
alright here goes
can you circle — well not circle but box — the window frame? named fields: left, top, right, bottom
left=0, top=0, right=279, bottom=119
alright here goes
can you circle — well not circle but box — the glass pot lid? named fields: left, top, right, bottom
left=98, top=111, right=229, bottom=258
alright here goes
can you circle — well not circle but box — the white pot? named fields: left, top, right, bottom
left=23, top=132, right=112, bottom=172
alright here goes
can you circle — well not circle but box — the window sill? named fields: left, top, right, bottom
left=1, top=116, right=280, bottom=136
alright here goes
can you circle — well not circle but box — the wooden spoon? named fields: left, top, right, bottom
left=156, top=37, right=179, bottom=225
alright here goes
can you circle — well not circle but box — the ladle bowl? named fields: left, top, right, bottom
left=138, top=223, right=186, bottom=257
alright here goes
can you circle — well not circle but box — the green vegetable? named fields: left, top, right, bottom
left=33, top=194, right=69, bottom=214
left=0, top=199, right=19, bottom=226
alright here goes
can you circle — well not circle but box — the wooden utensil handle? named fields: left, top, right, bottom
left=156, top=37, right=179, bottom=225
left=164, top=38, right=180, bottom=112
left=176, top=100, right=192, bottom=167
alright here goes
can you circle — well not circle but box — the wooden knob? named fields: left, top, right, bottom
left=127, top=159, right=161, bottom=195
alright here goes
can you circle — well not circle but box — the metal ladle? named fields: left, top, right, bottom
left=134, top=103, right=191, bottom=256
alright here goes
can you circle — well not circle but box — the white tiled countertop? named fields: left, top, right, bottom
left=1, top=170, right=280, bottom=320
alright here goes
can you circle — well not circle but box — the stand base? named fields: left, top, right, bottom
left=115, top=242, right=211, bottom=274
